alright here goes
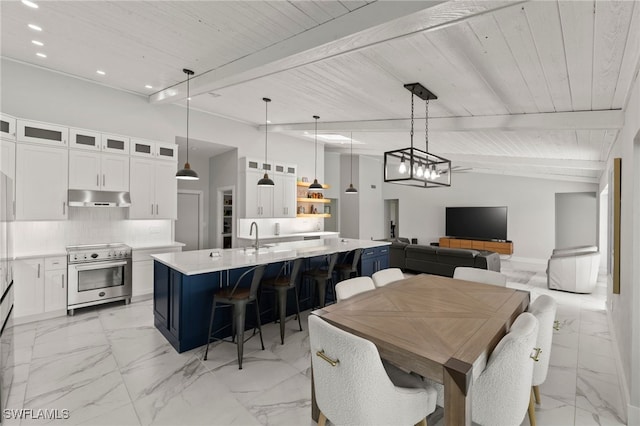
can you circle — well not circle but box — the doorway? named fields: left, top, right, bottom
left=384, top=199, right=399, bottom=239
left=176, top=190, right=203, bottom=251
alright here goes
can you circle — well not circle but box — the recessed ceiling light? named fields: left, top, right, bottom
left=266, top=120, right=271, bottom=124
left=31, top=40, right=43, bottom=46
left=36, top=52, right=46, bottom=58
left=145, top=84, right=153, bottom=89
left=28, top=24, right=42, bottom=31
left=96, top=70, right=106, bottom=76
left=21, top=0, right=38, bottom=9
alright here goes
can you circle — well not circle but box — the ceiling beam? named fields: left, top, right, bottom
left=447, top=168, right=599, bottom=184
left=444, top=154, right=605, bottom=171
left=265, top=110, right=624, bottom=132
left=150, top=0, right=525, bottom=104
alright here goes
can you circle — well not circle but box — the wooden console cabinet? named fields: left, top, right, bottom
left=439, top=237, right=513, bottom=255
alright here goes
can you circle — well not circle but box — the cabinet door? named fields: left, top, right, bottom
left=101, top=153, right=129, bottom=192
left=130, top=139, right=154, bottom=158
left=0, top=114, right=16, bottom=141
left=16, top=144, right=68, bottom=220
left=154, top=161, right=177, bottom=219
left=258, top=185, right=274, bottom=217
left=132, top=260, right=153, bottom=297
left=101, top=134, right=129, bottom=155
left=1, top=140, right=15, bottom=180
left=44, top=269, right=66, bottom=312
left=283, top=173, right=296, bottom=217
left=69, top=150, right=101, bottom=190
left=17, top=120, right=68, bottom=147
left=244, top=170, right=261, bottom=218
left=69, top=128, right=101, bottom=151
left=169, top=269, right=182, bottom=339
left=129, top=157, right=155, bottom=219
left=153, top=262, right=169, bottom=326
left=14, top=258, right=45, bottom=318
left=359, top=248, right=377, bottom=277
left=377, top=247, right=390, bottom=270
left=155, top=142, right=177, bottom=161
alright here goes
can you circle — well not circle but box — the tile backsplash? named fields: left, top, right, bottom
left=13, top=207, right=172, bottom=255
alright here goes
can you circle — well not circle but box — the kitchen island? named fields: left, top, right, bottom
left=151, top=238, right=390, bottom=352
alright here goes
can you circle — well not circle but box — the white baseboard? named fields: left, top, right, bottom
left=606, top=308, right=630, bottom=424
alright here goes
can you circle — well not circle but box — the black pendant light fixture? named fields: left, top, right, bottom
left=176, top=68, right=199, bottom=180
left=309, top=115, right=324, bottom=190
left=257, top=97, right=275, bottom=187
left=345, top=132, right=358, bottom=194
left=383, top=83, right=451, bottom=188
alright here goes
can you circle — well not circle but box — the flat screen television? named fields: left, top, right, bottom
left=445, top=206, right=508, bottom=241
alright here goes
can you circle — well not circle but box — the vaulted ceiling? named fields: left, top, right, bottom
left=2, top=1, right=639, bottom=183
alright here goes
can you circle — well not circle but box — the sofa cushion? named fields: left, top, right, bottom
left=435, top=247, right=478, bottom=267
left=405, top=245, right=439, bottom=262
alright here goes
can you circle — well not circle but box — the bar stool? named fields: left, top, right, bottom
left=260, top=258, right=304, bottom=345
left=302, top=252, right=339, bottom=308
left=203, top=264, right=266, bottom=369
left=335, top=248, right=362, bottom=281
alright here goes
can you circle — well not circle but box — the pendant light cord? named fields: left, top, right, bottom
left=186, top=72, right=190, bottom=164
left=264, top=99, right=268, bottom=165
left=425, top=98, right=429, bottom=153
left=314, top=116, right=319, bottom=179
left=350, top=132, right=353, bottom=184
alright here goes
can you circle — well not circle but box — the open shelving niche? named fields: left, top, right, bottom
left=296, top=181, right=331, bottom=218
left=222, top=191, right=233, bottom=248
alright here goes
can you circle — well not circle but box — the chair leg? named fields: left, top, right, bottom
left=277, top=287, right=287, bottom=345
left=203, top=298, right=217, bottom=361
left=293, top=286, right=303, bottom=331
left=318, top=411, right=327, bottom=426
left=235, top=302, right=246, bottom=370
left=533, top=385, right=541, bottom=404
left=528, top=388, right=537, bottom=426
left=254, top=299, right=265, bottom=350
left=317, top=278, right=326, bottom=308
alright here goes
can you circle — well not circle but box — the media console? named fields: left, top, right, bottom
left=439, top=237, right=513, bottom=255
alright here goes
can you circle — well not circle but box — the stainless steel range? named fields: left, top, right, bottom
left=66, top=243, right=132, bottom=315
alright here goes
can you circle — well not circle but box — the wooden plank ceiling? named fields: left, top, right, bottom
left=1, top=0, right=639, bottom=183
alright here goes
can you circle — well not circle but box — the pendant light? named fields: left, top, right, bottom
left=383, top=82, right=451, bottom=188
left=345, top=132, right=358, bottom=194
left=257, top=97, right=275, bottom=187
left=309, top=115, right=324, bottom=190
left=176, top=68, right=199, bottom=180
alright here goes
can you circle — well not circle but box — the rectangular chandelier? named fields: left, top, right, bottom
left=384, top=83, right=451, bottom=188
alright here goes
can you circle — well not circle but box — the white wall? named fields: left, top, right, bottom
left=601, top=66, right=640, bottom=422
left=340, top=154, right=359, bottom=239
left=554, top=192, right=597, bottom=249
left=324, top=151, right=341, bottom=199
left=382, top=172, right=598, bottom=262
left=358, top=156, right=384, bottom=240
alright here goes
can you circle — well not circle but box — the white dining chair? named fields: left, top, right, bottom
left=372, top=268, right=405, bottom=288
left=527, top=294, right=557, bottom=426
left=335, top=276, right=375, bottom=302
left=428, top=312, right=539, bottom=426
left=308, top=315, right=437, bottom=426
left=453, top=266, right=507, bottom=287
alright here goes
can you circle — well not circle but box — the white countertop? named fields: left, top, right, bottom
left=127, top=242, right=185, bottom=250
left=13, top=242, right=184, bottom=260
left=236, top=231, right=339, bottom=241
left=151, top=238, right=390, bottom=276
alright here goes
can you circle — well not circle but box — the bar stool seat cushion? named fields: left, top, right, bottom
left=262, top=276, right=290, bottom=287
left=216, top=287, right=251, bottom=300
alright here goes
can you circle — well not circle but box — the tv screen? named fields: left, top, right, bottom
left=445, top=206, right=508, bottom=241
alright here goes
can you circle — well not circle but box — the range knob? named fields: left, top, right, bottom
left=73, top=254, right=78, bottom=261
left=91, top=253, right=99, bottom=259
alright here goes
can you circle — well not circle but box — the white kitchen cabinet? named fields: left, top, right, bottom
left=14, top=258, right=45, bottom=318
left=69, top=128, right=101, bottom=151
left=273, top=163, right=297, bottom=218
left=1, top=140, right=15, bottom=181
left=242, top=158, right=276, bottom=218
left=16, top=144, right=68, bottom=220
left=129, top=157, right=177, bottom=219
left=17, top=119, right=68, bottom=147
left=69, top=150, right=129, bottom=191
left=101, top=134, right=129, bottom=154
left=130, top=138, right=177, bottom=161
left=0, top=113, right=16, bottom=141
left=132, top=245, right=182, bottom=296
left=44, top=256, right=66, bottom=312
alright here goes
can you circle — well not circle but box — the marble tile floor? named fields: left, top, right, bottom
left=5, top=260, right=626, bottom=426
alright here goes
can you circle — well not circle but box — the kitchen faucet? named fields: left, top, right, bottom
left=250, top=221, right=259, bottom=249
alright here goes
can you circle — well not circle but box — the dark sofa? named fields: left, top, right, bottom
left=387, top=239, right=500, bottom=277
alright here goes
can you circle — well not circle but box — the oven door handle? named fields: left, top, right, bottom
left=73, top=260, right=128, bottom=271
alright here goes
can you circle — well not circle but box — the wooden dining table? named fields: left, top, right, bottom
left=311, top=273, right=530, bottom=426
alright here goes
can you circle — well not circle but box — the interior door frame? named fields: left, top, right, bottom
left=176, top=189, right=204, bottom=250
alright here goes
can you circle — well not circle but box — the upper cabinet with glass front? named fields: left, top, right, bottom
left=69, top=128, right=129, bottom=155
left=0, top=113, right=16, bottom=141
left=17, top=119, right=68, bottom=147
left=130, top=138, right=177, bottom=161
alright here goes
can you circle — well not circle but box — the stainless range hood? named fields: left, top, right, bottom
left=68, top=190, right=131, bottom=207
